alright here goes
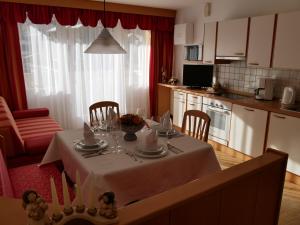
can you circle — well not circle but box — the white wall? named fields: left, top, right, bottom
left=174, top=0, right=300, bottom=83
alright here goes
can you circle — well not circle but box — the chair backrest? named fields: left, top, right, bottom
left=89, top=101, right=120, bottom=125
left=118, top=149, right=287, bottom=225
left=181, top=110, right=211, bottom=142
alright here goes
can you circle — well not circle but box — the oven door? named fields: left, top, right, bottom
left=202, top=104, right=231, bottom=145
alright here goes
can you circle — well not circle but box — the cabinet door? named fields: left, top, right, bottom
left=273, top=11, right=300, bottom=69
left=267, top=113, right=300, bottom=175
left=203, top=22, right=217, bottom=64
left=174, top=24, right=193, bottom=45
left=216, top=18, right=249, bottom=57
left=229, top=105, right=268, bottom=157
left=173, top=92, right=186, bottom=127
left=247, top=15, right=275, bottom=68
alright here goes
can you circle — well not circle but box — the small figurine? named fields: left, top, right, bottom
left=22, top=190, right=52, bottom=225
left=161, top=67, right=167, bottom=83
left=98, top=192, right=117, bottom=219
left=168, top=77, right=178, bottom=86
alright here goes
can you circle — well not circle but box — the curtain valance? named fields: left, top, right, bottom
left=0, top=2, right=174, bottom=32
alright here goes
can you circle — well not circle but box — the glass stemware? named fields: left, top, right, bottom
left=165, top=118, right=175, bottom=138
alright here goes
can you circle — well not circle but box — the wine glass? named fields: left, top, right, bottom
left=165, top=118, right=175, bottom=138
left=110, top=128, right=124, bottom=154
left=91, top=120, right=99, bottom=134
left=136, top=108, right=146, bottom=119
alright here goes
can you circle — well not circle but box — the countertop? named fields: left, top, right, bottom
left=158, top=83, right=300, bottom=119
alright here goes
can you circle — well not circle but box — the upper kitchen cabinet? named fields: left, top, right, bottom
left=216, top=18, right=249, bottom=59
left=174, top=23, right=193, bottom=45
left=273, top=11, right=300, bottom=69
left=247, top=15, right=275, bottom=68
left=203, top=22, right=217, bottom=64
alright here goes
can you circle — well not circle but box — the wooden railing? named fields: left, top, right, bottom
left=117, top=149, right=287, bottom=225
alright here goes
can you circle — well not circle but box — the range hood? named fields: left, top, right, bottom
left=215, top=55, right=246, bottom=61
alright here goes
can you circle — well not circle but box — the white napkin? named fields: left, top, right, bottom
left=160, top=111, right=171, bottom=130
left=83, top=122, right=97, bottom=145
left=141, top=129, right=158, bottom=150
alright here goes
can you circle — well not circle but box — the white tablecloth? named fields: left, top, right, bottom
left=41, top=129, right=221, bottom=206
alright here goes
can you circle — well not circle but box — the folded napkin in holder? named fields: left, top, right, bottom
left=83, top=122, right=97, bottom=145
left=141, top=129, right=158, bottom=151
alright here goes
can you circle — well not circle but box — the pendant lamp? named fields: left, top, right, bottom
left=84, top=0, right=126, bottom=54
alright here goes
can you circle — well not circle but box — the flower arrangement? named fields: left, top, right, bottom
left=120, top=114, right=144, bottom=126
left=120, top=114, right=145, bottom=141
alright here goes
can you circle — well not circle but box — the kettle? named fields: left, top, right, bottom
left=281, top=86, right=296, bottom=106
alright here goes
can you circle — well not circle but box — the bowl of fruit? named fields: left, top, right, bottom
left=120, top=114, right=145, bottom=141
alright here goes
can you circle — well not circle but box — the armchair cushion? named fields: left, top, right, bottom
left=12, top=108, right=49, bottom=119
left=16, top=117, right=63, bottom=155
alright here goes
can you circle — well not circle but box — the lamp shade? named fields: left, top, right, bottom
left=84, top=28, right=126, bottom=54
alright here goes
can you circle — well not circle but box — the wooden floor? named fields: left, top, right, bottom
left=214, top=149, right=300, bottom=225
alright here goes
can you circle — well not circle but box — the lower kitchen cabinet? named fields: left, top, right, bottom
left=229, top=104, right=268, bottom=157
left=173, top=91, right=186, bottom=127
left=267, top=113, right=300, bottom=176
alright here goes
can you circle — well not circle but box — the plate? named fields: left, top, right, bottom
left=134, top=145, right=168, bottom=158
left=78, top=138, right=104, bottom=148
left=136, top=145, right=164, bottom=155
left=75, top=140, right=108, bottom=152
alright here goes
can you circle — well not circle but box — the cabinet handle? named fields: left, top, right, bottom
left=273, top=115, right=286, bottom=119
left=244, top=108, right=254, bottom=112
left=179, top=101, right=185, bottom=103
left=205, top=60, right=212, bottom=63
left=192, top=96, right=198, bottom=99
left=234, top=52, right=244, bottom=56
left=189, top=103, right=195, bottom=106
left=248, top=62, right=259, bottom=66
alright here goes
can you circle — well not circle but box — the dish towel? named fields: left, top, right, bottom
left=83, top=122, right=97, bottom=145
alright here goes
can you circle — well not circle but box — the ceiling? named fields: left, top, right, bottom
left=94, top=0, right=201, bottom=10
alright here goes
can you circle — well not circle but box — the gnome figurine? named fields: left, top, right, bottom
left=22, top=190, right=52, bottom=225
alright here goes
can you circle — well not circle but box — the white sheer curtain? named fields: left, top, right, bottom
left=18, top=17, right=150, bottom=129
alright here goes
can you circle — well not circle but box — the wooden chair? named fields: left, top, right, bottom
left=89, top=101, right=120, bottom=126
left=181, top=110, right=211, bottom=142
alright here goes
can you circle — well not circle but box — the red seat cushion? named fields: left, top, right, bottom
left=16, top=117, right=63, bottom=155
left=9, top=163, right=74, bottom=203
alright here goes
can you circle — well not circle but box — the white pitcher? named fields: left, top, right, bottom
left=281, top=86, right=296, bottom=105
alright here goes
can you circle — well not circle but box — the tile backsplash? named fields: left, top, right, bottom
left=215, top=61, right=300, bottom=100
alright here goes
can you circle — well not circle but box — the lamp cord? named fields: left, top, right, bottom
left=103, top=0, right=106, bottom=28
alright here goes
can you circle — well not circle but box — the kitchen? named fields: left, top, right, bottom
left=157, top=0, right=300, bottom=185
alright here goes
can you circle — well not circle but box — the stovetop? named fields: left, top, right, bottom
left=218, top=93, right=249, bottom=100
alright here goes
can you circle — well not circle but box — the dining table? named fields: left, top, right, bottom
left=40, top=124, right=221, bottom=206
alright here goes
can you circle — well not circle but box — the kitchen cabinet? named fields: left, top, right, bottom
left=267, top=113, right=300, bottom=176
left=187, top=94, right=202, bottom=111
left=247, top=15, right=275, bottom=68
left=173, top=91, right=187, bottom=127
left=203, top=22, right=217, bottom=64
left=186, top=94, right=202, bottom=132
left=229, top=104, right=268, bottom=157
left=174, top=23, right=193, bottom=45
left=216, top=18, right=249, bottom=59
left=273, top=11, right=300, bottom=69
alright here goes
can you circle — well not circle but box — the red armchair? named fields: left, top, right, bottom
left=0, top=96, right=62, bottom=166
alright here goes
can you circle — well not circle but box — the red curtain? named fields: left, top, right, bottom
left=0, top=2, right=174, bottom=114
left=0, top=15, right=27, bottom=110
left=149, top=30, right=174, bottom=117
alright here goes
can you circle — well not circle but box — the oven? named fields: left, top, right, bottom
left=202, top=97, right=232, bottom=145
